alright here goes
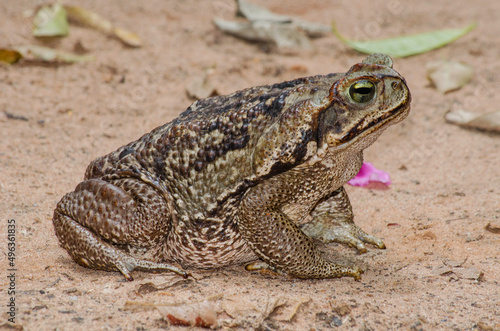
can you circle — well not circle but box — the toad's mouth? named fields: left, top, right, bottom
left=328, top=98, right=411, bottom=150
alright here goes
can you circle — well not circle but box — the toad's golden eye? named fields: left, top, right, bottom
left=349, top=80, right=376, bottom=103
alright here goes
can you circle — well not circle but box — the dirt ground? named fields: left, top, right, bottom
left=1, top=0, right=499, bottom=330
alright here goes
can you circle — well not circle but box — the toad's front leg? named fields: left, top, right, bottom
left=238, top=181, right=362, bottom=279
left=53, top=178, right=187, bottom=280
left=301, top=187, right=386, bottom=253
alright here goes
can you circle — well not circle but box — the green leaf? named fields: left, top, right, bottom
left=33, top=3, right=69, bottom=37
left=332, top=22, right=476, bottom=58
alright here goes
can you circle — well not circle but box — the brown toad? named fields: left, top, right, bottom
left=53, top=53, right=410, bottom=280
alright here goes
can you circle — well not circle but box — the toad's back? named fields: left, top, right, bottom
left=85, top=73, right=341, bottom=220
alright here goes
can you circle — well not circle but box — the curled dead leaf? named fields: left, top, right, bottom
left=236, top=0, right=329, bottom=37
left=485, top=222, right=500, bottom=234
left=445, top=109, right=500, bottom=133
left=426, top=60, right=473, bottom=93
left=214, top=19, right=312, bottom=51
left=64, top=5, right=142, bottom=47
left=214, top=0, right=329, bottom=51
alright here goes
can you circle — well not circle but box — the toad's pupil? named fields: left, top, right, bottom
left=349, top=81, right=375, bottom=103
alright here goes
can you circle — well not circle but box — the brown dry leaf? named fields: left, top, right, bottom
left=332, top=302, right=351, bottom=317
left=476, top=321, right=500, bottom=331
left=136, top=282, right=160, bottom=295
left=427, top=60, right=473, bottom=93
left=64, top=5, right=142, bottom=47
left=445, top=109, right=500, bottom=133
left=275, top=297, right=311, bottom=322
left=0, top=322, right=24, bottom=330
left=156, top=300, right=218, bottom=328
left=0, top=49, right=23, bottom=64
left=485, top=222, right=500, bottom=234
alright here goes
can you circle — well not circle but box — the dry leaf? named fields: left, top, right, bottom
left=445, top=109, right=500, bottom=133
left=427, top=60, right=473, bottom=93
left=0, top=322, right=24, bottom=330
left=112, top=27, right=142, bottom=47
left=236, top=0, right=329, bottom=37
left=454, top=267, right=484, bottom=281
left=443, top=257, right=467, bottom=268
left=0, top=49, right=22, bottom=64
left=214, top=0, right=329, bottom=51
left=14, top=45, right=94, bottom=63
left=275, top=297, right=311, bottom=322
left=136, top=282, right=160, bottom=295
left=262, top=296, right=288, bottom=320
left=222, top=296, right=259, bottom=319
left=187, top=69, right=218, bottom=100
left=485, top=223, right=500, bottom=234
left=156, top=300, right=218, bottom=328
left=214, top=19, right=312, bottom=51
left=65, top=5, right=142, bottom=47
left=432, top=265, right=453, bottom=275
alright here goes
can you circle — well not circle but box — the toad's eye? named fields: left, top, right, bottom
left=349, top=80, right=376, bottom=103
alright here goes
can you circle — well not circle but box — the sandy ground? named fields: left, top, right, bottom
left=1, top=0, right=499, bottom=330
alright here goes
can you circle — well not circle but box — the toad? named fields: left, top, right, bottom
left=53, top=53, right=411, bottom=280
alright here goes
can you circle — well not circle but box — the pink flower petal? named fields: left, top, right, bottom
left=348, top=162, right=391, bottom=187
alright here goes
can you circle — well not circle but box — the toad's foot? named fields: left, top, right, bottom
left=301, top=218, right=385, bottom=254
left=305, top=187, right=385, bottom=253
left=245, top=260, right=363, bottom=280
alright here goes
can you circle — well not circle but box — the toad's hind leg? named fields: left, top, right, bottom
left=238, top=182, right=362, bottom=279
left=53, top=178, right=187, bottom=280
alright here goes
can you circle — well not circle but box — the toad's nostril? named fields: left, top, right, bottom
left=391, top=81, right=400, bottom=90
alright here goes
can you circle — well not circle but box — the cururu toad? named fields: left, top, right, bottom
left=53, top=53, right=411, bottom=280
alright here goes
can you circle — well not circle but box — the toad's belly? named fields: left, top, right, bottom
left=162, top=223, right=257, bottom=268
